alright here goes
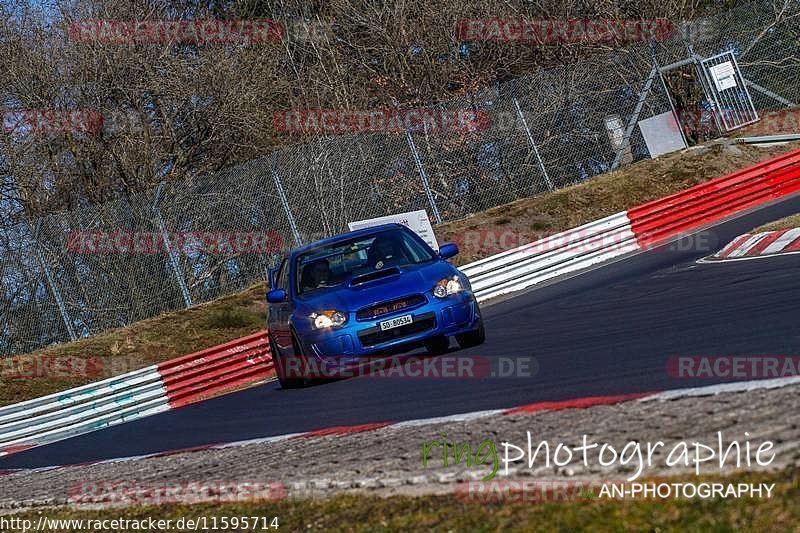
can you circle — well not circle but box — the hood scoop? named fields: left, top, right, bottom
left=350, top=267, right=401, bottom=287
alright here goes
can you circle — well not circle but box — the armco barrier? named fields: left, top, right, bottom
left=462, top=212, right=639, bottom=302
left=2, top=148, right=799, bottom=458
left=158, top=331, right=272, bottom=409
left=0, top=331, right=272, bottom=456
left=628, top=149, right=800, bottom=247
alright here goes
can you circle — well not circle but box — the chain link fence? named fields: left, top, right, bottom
left=1, top=1, right=797, bottom=355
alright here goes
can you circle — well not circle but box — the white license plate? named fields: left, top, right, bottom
left=379, top=314, right=413, bottom=331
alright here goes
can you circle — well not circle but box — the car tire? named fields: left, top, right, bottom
left=456, top=319, right=485, bottom=348
left=272, top=333, right=306, bottom=389
left=425, top=335, right=450, bottom=355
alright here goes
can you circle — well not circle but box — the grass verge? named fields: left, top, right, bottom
left=6, top=469, right=800, bottom=532
left=753, top=213, right=800, bottom=234
left=0, top=284, right=267, bottom=407
left=3, top=140, right=799, bottom=407
left=733, top=107, right=800, bottom=138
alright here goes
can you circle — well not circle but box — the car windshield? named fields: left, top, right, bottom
left=295, top=229, right=435, bottom=295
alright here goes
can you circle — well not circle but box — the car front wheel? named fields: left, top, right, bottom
left=456, top=319, right=485, bottom=348
left=271, top=334, right=306, bottom=389
left=425, top=335, right=450, bottom=355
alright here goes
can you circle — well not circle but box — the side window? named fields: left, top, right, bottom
left=276, top=259, right=290, bottom=293
left=401, top=231, right=433, bottom=263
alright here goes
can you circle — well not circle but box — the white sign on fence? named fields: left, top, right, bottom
left=709, top=61, right=738, bottom=91
left=348, top=210, right=439, bottom=251
left=639, top=111, right=687, bottom=158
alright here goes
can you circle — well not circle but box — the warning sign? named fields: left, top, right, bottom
left=709, top=61, right=738, bottom=91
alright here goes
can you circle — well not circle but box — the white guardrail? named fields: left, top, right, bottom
left=462, top=211, right=638, bottom=302
left=0, top=366, right=168, bottom=456
left=736, top=133, right=800, bottom=145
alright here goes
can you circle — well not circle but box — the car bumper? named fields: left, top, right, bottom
left=300, top=291, right=481, bottom=364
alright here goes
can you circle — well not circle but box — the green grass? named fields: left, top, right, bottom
left=7, top=469, right=800, bottom=532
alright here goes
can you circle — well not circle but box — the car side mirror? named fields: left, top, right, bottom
left=439, top=243, right=459, bottom=259
left=266, top=289, right=287, bottom=303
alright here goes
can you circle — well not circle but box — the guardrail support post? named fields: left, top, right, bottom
left=513, top=97, right=554, bottom=191
left=405, top=132, right=443, bottom=224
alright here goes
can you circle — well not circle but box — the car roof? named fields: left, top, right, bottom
left=289, top=223, right=406, bottom=258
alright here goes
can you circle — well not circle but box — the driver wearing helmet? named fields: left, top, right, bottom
left=300, top=259, right=331, bottom=291
left=367, top=234, right=407, bottom=270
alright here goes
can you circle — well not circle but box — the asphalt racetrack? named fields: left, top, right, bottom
left=4, top=196, right=800, bottom=469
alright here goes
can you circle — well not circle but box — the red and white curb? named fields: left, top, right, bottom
left=702, top=228, right=800, bottom=262
left=3, top=376, right=799, bottom=477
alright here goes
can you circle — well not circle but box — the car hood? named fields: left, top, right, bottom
left=296, top=261, right=459, bottom=313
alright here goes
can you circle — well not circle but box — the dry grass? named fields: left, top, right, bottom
left=734, top=107, right=800, bottom=138
left=7, top=468, right=800, bottom=532
left=0, top=283, right=267, bottom=407
left=754, top=213, right=800, bottom=234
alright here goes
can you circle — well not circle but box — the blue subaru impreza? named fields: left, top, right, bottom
left=266, top=223, right=485, bottom=388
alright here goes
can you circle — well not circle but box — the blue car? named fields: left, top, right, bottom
left=266, top=223, right=485, bottom=388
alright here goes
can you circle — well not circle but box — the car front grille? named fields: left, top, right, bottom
left=357, top=312, right=436, bottom=347
left=355, top=294, right=427, bottom=321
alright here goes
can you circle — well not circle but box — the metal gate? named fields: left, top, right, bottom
left=697, top=50, right=759, bottom=132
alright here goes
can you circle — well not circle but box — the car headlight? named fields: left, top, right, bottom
left=310, top=310, right=347, bottom=329
left=433, top=276, right=463, bottom=298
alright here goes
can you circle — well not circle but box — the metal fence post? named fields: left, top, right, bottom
left=610, top=65, right=659, bottom=171
left=513, top=97, right=554, bottom=191
left=31, top=220, right=77, bottom=341
left=270, top=153, right=303, bottom=246
left=152, top=182, right=193, bottom=308
left=743, top=79, right=795, bottom=107
left=405, top=131, right=443, bottom=224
